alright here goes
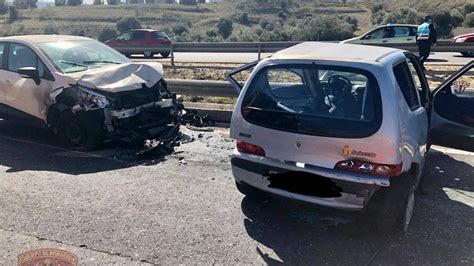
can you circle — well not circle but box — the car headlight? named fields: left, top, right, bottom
left=455, top=37, right=467, bottom=43
left=76, top=85, right=110, bottom=109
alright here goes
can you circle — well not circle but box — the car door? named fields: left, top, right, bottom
left=0, top=42, right=55, bottom=122
left=111, top=32, right=133, bottom=50
left=430, top=61, right=474, bottom=151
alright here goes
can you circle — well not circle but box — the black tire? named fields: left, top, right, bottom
left=160, top=52, right=170, bottom=58
left=370, top=173, right=416, bottom=234
left=143, top=51, right=154, bottom=58
left=57, top=111, right=104, bottom=151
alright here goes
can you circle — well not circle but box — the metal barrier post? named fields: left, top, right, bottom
left=171, top=43, right=175, bottom=67
left=258, top=44, right=261, bottom=60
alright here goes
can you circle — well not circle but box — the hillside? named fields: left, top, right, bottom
left=0, top=0, right=471, bottom=41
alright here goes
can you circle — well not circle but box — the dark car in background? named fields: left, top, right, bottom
left=105, top=29, right=171, bottom=58
left=451, top=33, right=474, bottom=57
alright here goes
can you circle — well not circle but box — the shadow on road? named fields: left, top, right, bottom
left=426, top=58, right=449, bottom=63
left=241, top=150, right=474, bottom=265
left=0, top=120, right=169, bottom=174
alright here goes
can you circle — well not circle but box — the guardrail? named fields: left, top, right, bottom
left=117, top=40, right=474, bottom=66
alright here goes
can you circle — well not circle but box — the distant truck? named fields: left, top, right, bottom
left=105, top=29, right=172, bottom=58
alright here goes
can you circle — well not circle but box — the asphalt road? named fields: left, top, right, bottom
left=132, top=52, right=473, bottom=65
left=0, top=121, right=473, bottom=264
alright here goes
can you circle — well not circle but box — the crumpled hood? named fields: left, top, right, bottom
left=63, top=62, right=164, bottom=93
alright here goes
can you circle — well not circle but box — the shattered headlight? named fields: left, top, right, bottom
left=76, top=85, right=110, bottom=109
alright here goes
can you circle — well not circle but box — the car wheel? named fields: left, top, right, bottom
left=143, top=51, right=154, bottom=58
left=370, top=173, right=416, bottom=234
left=160, top=52, right=170, bottom=58
left=58, top=111, right=103, bottom=151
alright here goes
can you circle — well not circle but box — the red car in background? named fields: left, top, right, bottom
left=451, top=33, right=474, bottom=57
left=105, top=29, right=171, bottom=58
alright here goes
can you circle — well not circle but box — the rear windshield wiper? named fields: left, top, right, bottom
left=83, top=60, right=122, bottom=65
left=59, top=60, right=88, bottom=68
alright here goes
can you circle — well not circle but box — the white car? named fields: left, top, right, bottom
left=226, top=42, right=474, bottom=233
left=0, top=35, right=182, bottom=150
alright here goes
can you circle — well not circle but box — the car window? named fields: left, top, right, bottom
left=365, top=27, right=395, bottom=39
left=393, top=62, right=421, bottom=110
left=116, top=32, right=132, bottom=41
left=409, top=27, right=417, bottom=36
left=241, top=64, right=382, bottom=138
left=7, top=43, right=46, bottom=77
left=39, top=40, right=130, bottom=73
left=394, top=27, right=410, bottom=37
left=131, top=31, right=146, bottom=40
left=152, top=31, right=168, bottom=39
left=0, top=43, right=4, bottom=69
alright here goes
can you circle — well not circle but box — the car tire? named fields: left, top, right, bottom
left=143, top=51, right=154, bottom=58
left=370, top=173, right=416, bottom=234
left=160, top=52, right=170, bottom=58
left=58, top=110, right=103, bottom=151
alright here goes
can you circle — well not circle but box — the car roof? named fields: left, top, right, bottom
left=0, top=35, right=93, bottom=44
left=126, top=29, right=161, bottom=32
left=271, top=42, right=401, bottom=62
left=377, top=24, right=418, bottom=28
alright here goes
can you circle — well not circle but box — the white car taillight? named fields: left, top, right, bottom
left=455, top=37, right=467, bottom=43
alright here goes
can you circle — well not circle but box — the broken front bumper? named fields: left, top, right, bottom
left=231, top=153, right=389, bottom=210
left=105, top=98, right=181, bottom=141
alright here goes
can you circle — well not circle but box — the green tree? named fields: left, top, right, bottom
left=217, top=18, right=233, bottom=39
left=8, top=5, right=18, bottom=23
left=433, top=10, right=463, bottom=37
left=293, top=15, right=354, bottom=41
left=463, top=3, right=474, bottom=15
left=98, top=27, right=117, bottom=42
left=116, top=17, right=142, bottom=33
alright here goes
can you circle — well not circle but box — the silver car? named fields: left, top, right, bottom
left=0, top=35, right=181, bottom=151
left=226, top=42, right=474, bottom=233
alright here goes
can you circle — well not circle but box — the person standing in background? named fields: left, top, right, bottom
left=417, top=16, right=437, bottom=69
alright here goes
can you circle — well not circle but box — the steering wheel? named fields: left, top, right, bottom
left=327, top=75, right=352, bottom=96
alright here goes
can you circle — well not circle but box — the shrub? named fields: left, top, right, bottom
left=116, top=17, right=141, bottom=33
left=172, top=24, right=187, bottom=35
left=206, top=30, right=217, bottom=37
left=98, top=27, right=117, bottom=42
left=239, top=12, right=250, bottom=25
left=464, top=4, right=474, bottom=15
left=464, top=13, right=474, bottom=27
left=217, top=18, right=233, bottom=39
left=433, top=10, right=463, bottom=38
left=383, top=7, right=424, bottom=25
left=8, top=6, right=18, bottom=23
left=293, top=15, right=354, bottom=41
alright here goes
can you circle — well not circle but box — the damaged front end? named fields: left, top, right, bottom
left=48, top=76, right=183, bottom=151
